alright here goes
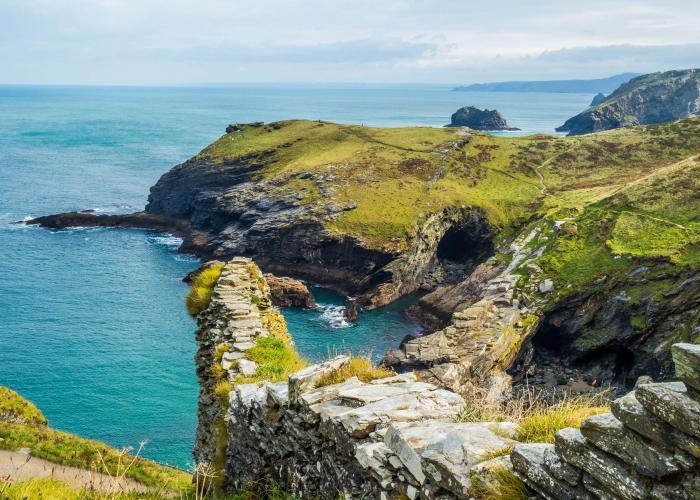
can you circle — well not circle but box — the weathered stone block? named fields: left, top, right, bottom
left=636, top=382, right=700, bottom=439
left=511, top=443, right=592, bottom=500
left=612, top=391, right=700, bottom=458
left=555, top=427, right=649, bottom=499
left=672, top=343, right=700, bottom=395
left=580, top=412, right=689, bottom=478
left=288, top=355, right=350, bottom=405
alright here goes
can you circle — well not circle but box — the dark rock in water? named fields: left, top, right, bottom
left=343, top=303, right=359, bottom=323
left=557, top=68, right=700, bottom=135
left=590, top=92, right=606, bottom=106
left=264, top=274, right=316, bottom=308
left=448, top=106, right=520, bottom=131
left=184, top=260, right=225, bottom=284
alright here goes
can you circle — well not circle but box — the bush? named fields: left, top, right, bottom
left=186, top=263, right=225, bottom=316
left=315, top=357, right=394, bottom=388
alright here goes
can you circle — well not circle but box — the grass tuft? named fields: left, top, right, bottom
left=315, top=357, right=394, bottom=388
left=186, top=263, right=225, bottom=316
left=455, top=387, right=609, bottom=444
left=471, top=466, right=529, bottom=500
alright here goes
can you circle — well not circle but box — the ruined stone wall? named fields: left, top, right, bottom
left=512, top=343, right=700, bottom=499
left=193, top=257, right=277, bottom=470
left=225, top=357, right=518, bottom=499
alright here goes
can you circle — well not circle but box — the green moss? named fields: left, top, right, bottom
left=235, top=335, right=307, bottom=385
left=0, top=386, right=47, bottom=426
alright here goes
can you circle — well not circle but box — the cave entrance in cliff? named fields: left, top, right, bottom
left=436, top=219, right=493, bottom=265
left=512, top=319, right=639, bottom=390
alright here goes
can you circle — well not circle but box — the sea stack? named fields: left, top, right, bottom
left=448, top=106, right=519, bottom=130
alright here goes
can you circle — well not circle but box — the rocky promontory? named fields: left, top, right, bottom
left=557, top=68, right=700, bottom=135
left=26, top=117, right=700, bottom=401
left=448, top=106, right=519, bottom=130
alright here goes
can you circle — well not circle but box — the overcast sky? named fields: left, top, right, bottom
left=1, top=0, right=699, bottom=85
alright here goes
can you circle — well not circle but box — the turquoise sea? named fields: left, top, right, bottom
left=0, top=84, right=593, bottom=468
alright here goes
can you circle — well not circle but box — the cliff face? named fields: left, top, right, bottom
left=557, top=69, right=700, bottom=135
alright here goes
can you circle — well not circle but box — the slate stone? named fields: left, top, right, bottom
left=612, top=391, right=700, bottom=458
left=555, top=427, right=649, bottom=499
left=636, top=382, right=700, bottom=439
left=580, top=412, right=689, bottom=478
left=510, top=443, right=593, bottom=500
left=672, top=343, right=700, bottom=394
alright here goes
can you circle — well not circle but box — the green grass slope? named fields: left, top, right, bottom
left=198, top=117, right=700, bottom=257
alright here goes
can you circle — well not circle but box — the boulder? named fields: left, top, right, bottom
left=264, top=274, right=316, bottom=308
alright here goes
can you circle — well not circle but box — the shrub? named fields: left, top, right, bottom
left=186, top=263, right=225, bottom=316
left=315, top=357, right=394, bottom=388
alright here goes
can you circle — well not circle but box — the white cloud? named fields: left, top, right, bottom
left=0, top=0, right=699, bottom=83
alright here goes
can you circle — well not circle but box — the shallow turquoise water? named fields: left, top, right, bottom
left=0, top=85, right=593, bottom=468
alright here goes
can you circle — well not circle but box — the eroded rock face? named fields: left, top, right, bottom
left=557, top=69, right=700, bottom=135
left=264, top=274, right=316, bottom=308
left=512, top=343, right=700, bottom=500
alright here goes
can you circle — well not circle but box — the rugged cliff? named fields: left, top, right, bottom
left=557, top=69, right=700, bottom=135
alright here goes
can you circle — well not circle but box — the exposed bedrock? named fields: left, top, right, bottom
left=509, top=270, right=700, bottom=394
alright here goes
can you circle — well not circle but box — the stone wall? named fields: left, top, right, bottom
left=512, top=343, right=700, bottom=499
left=224, top=357, right=518, bottom=499
left=193, top=257, right=279, bottom=470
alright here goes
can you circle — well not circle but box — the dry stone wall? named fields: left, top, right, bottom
left=225, top=357, right=518, bottom=499
left=512, top=342, right=700, bottom=499
left=193, top=257, right=276, bottom=468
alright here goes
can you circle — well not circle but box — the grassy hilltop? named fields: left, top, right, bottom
left=198, top=118, right=700, bottom=276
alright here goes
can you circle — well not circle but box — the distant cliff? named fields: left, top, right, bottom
left=557, top=69, right=700, bottom=135
left=454, top=73, right=638, bottom=93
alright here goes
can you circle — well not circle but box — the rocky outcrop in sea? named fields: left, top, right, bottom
left=448, top=106, right=519, bottom=130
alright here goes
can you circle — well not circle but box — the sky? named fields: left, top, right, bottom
left=1, top=0, right=699, bottom=85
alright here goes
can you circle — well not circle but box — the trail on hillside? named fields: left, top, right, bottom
left=0, top=450, right=149, bottom=494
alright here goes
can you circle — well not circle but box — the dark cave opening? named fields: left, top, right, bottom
left=510, top=317, right=638, bottom=392
left=436, top=220, right=493, bottom=264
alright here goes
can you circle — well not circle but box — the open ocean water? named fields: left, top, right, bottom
left=0, top=84, right=593, bottom=468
